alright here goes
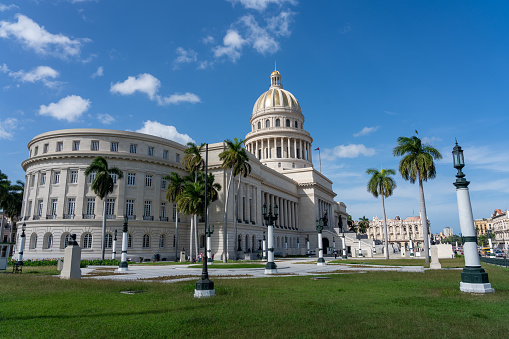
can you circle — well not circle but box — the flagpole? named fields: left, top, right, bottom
left=319, top=148, right=321, bottom=173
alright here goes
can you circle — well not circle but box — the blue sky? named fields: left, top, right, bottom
left=1, top=0, right=508, bottom=234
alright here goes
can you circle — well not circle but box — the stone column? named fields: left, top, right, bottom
left=294, top=138, right=297, bottom=159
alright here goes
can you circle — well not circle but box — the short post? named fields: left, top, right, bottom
left=333, top=237, right=336, bottom=252
left=341, top=232, right=347, bottom=259
left=316, top=217, right=326, bottom=266
left=358, top=234, right=363, bottom=257
left=263, top=203, right=278, bottom=274
left=488, top=231, right=494, bottom=258
left=372, top=238, right=376, bottom=254
left=118, top=215, right=129, bottom=272
left=206, top=224, right=214, bottom=263
left=262, top=231, right=267, bottom=261
left=452, top=141, right=494, bottom=293
left=16, top=223, right=26, bottom=266
left=306, top=234, right=310, bottom=255
left=60, top=234, right=81, bottom=279
left=112, top=229, right=117, bottom=260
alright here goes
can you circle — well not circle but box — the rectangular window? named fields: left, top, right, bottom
left=70, top=170, right=78, bottom=184
left=106, top=199, right=115, bottom=216
left=73, top=141, right=80, bottom=151
left=86, top=198, right=95, bottom=215
left=176, top=153, right=180, bottom=162
left=277, top=147, right=281, bottom=158
left=34, top=146, right=38, bottom=156
left=148, top=146, right=154, bottom=156
left=40, top=173, right=46, bottom=186
left=67, top=198, right=76, bottom=215
left=56, top=141, right=63, bottom=152
left=163, top=150, right=168, bottom=159
left=91, top=140, right=99, bottom=151
left=54, top=172, right=60, bottom=184
left=88, top=171, right=96, bottom=183
left=144, top=200, right=152, bottom=217
left=160, top=203, right=166, bottom=218
left=111, top=142, right=119, bottom=152
left=130, top=144, right=137, bottom=154
left=110, top=173, right=117, bottom=184
left=43, top=144, right=49, bottom=153
left=127, top=173, right=136, bottom=186
left=51, top=199, right=58, bottom=216
left=38, top=200, right=43, bottom=217
left=145, top=175, right=152, bottom=187
left=128, top=234, right=133, bottom=249
left=161, top=179, right=166, bottom=189
left=126, top=200, right=134, bottom=217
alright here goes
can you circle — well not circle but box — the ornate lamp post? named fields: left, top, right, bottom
left=357, top=234, right=363, bottom=257
left=112, top=229, right=117, bottom=260
left=409, top=232, right=414, bottom=257
left=118, top=215, right=129, bottom=272
left=452, top=141, right=494, bottom=293
left=16, top=223, right=26, bottom=266
left=262, top=231, right=267, bottom=261
left=262, top=203, right=278, bottom=274
left=341, top=232, right=347, bottom=259
left=206, top=224, right=214, bottom=263
left=316, top=217, right=326, bottom=266
left=305, top=234, right=310, bottom=256
left=333, top=237, right=336, bottom=252
left=372, top=238, right=376, bottom=254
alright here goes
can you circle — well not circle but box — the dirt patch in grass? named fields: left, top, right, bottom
left=84, top=268, right=129, bottom=277
left=139, top=274, right=254, bottom=281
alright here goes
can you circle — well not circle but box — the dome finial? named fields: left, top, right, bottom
left=275, top=61, right=277, bottom=71
left=270, top=64, right=281, bottom=88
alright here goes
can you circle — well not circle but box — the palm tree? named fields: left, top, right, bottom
left=84, top=157, right=123, bottom=260
left=393, top=130, right=442, bottom=263
left=4, top=180, right=24, bottom=242
left=347, top=215, right=355, bottom=232
left=366, top=168, right=397, bottom=259
left=219, top=138, right=251, bottom=262
left=165, top=172, right=186, bottom=261
left=358, top=216, right=370, bottom=234
left=0, top=170, right=12, bottom=242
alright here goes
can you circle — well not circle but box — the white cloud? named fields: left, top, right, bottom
left=421, top=136, right=442, bottom=144
left=0, top=3, right=18, bottom=12
left=228, top=0, right=297, bottom=11
left=197, top=60, right=214, bottom=70
left=110, top=73, right=160, bottom=100
left=240, top=15, right=278, bottom=54
left=354, top=126, right=379, bottom=137
left=91, top=66, right=103, bottom=78
left=266, top=10, right=294, bottom=37
left=0, top=14, right=89, bottom=58
left=0, top=117, right=18, bottom=139
left=213, top=29, right=246, bottom=61
left=136, top=120, right=195, bottom=145
left=339, top=24, right=351, bottom=34
left=329, top=144, right=376, bottom=159
left=202, top=35, right=215, bottom=44
left=1, top=64, right=61, bottom=88
left=110, top=73, right=201, bottom=106
left=39, top=95, right=91, bottom=122
left=463, top=145, right=509, bottom=173
left=97, top=113, right=114, bottom=125
left=173, top=47, right=197, bottom=69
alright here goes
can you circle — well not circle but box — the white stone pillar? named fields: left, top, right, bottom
left=341, top=235, right=347, bottom=259
left=317, top=231, right=326, bottom=265
left=294, top=138, right=297, bottom=159
left=262, top=232, right=267, bottom=261
left=112, top=232, right=117, bottom=260
left=118, top=226, right=129, bottom=272
left=299, top=139, right=303, bottom=159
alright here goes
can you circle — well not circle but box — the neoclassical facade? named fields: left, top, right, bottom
left=367, top=216, right=425, bottom=249
left=18, top=69, right=359, bottom=261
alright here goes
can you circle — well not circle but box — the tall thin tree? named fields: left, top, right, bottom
left=366, top=168, right=397, bottom=259
left=165, top=172, right=186, bottom=261
left=393, top=130, right=442, bottom=263
left=84, top=157, right=123, bottom=260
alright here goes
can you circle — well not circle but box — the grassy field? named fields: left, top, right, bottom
left=329, top=257, right=465, bottom=268
left=1, top=262, right=508, bottom=338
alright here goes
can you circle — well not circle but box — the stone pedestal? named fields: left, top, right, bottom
left=57, top=258, right=63, bottom=271
left=430, top=245, right=441, bottom=270
left=60, top=242, right=81, bottom=279
left=180, top=251, right=186, bottom=262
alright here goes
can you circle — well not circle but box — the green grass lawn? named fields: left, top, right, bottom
left=1, top=263, right=508, bottom=338
left=329, top=257, right=466, bottom=268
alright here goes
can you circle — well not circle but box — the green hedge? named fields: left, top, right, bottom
left=8, top=258, right=121, bottom=267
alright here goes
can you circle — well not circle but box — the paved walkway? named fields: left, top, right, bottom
left=82, top=257, right=425, bottom=283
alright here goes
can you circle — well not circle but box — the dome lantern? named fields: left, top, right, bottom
left=271, top=63, right=282, bottom=88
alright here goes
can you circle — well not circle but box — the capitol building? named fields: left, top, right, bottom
left=18, top=69, right=374, bottom=261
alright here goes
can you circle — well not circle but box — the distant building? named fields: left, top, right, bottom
left=367, top=215, right=426, bottom=249
left=443, top=227, right=453, bottom=237
left=491, top=210, right=508, bottom=250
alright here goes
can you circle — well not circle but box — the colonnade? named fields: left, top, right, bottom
left=261, top=191, right=298, bottom=230
left=246, top=137, right=312, bottom=162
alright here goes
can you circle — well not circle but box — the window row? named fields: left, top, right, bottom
left=253, top=118, right=302, bottom=131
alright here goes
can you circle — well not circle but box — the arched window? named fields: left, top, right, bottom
left=30, top=233, right=38, bottom=249
left=265, top=120, right=270, bottom=128
left=237, top=234, right=242, bottom=251
left=286, top=119, right=290, bottom=127
left=143, top=234, right=150, bottom=248
left=252, top=235, right=256, bottom=250
left=292, top=163, right=295, bottom=168
left=83, top=233, right=92, bottom=249
left=44, top=232, right=53, bottom=249
left=258, top=121, right=261, bottom=129
left=61, top=233, right=72, bottom=249
left=160, top=234, right=166, bottom=248
left=245, top=234, right=249, bottom=251
left=199, top=234, right=205, bottom=248
left=295, top=121, right=298, bottom=128
left=276, top=119, right=280, bottom=127
left=278, top=163, right=281, bottom=168
left=276, top=237, right=280, bottom=248
left=105, top=233, right=113, bottom=249
left=128, top=234, right=133, bottom=248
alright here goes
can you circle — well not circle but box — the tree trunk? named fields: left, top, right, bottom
left=233, top=175, right=241, bottom=261
left=174, top=204, right=178, bottom=262
left=194, top=214, right=198, bottom=260
left=382, top=194, right=389, bottom=259
left=223, top=170, right=233, bottom=263
left=189, top=217, right=193, bottom=262
left=102, top=196, right=107, bottom=260
left=418, top=177, right=430, bottom=264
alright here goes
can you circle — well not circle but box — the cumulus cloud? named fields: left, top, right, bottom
left=323, top=144, right=376, bottom=159
left=0, top=3, right=18, bottom=12
left=421, top=136, right=442, bottom=144
left=97, top=113, right=114, bottom=125
left=354, top=126, right=379, bottom=137
left=173, top=47, right=198, bottom=69
left=228, top=0, right=297, bottom=11
left=39, top=95, right=91, bottom=122
left=110, top=73, right=201, bottom=106
left=0, top=117, right=18, bottom=139
left=0, top=14, right=89, bottom=58
left=136, top=120, right=195, bottom=145
left=202, top=35, right=215, bottom=44
left=91, top=66, right=103, bottom=78
left=213, top=30, right=246, bottom=61
left=1, top=64, right=61, bottom=88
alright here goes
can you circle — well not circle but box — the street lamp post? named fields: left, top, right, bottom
left=112, top=229, right=117, bottom=260
left=206, top=224, right=214, bottom=263
left=118, top=215, right=129, bottom=272
left=306, top=234, right=310, bottom=256
left=409, top=232, right=414, bottom=257
left=452, top=141, right=494, bottom=293
left=357, top=234, right=363, bottom=257
left=16, top=223, right=26, bottom=266
left=316, top=217, right=326, bottom=266
left=333, top=237, right=336, bottom=252
left=341, top=232, right=347, bottom=259
left=372, top=238, right=376, bottom=254
left=262, top=231, right=267, bottom=261
left=263, top=203, right=278, bottom=274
